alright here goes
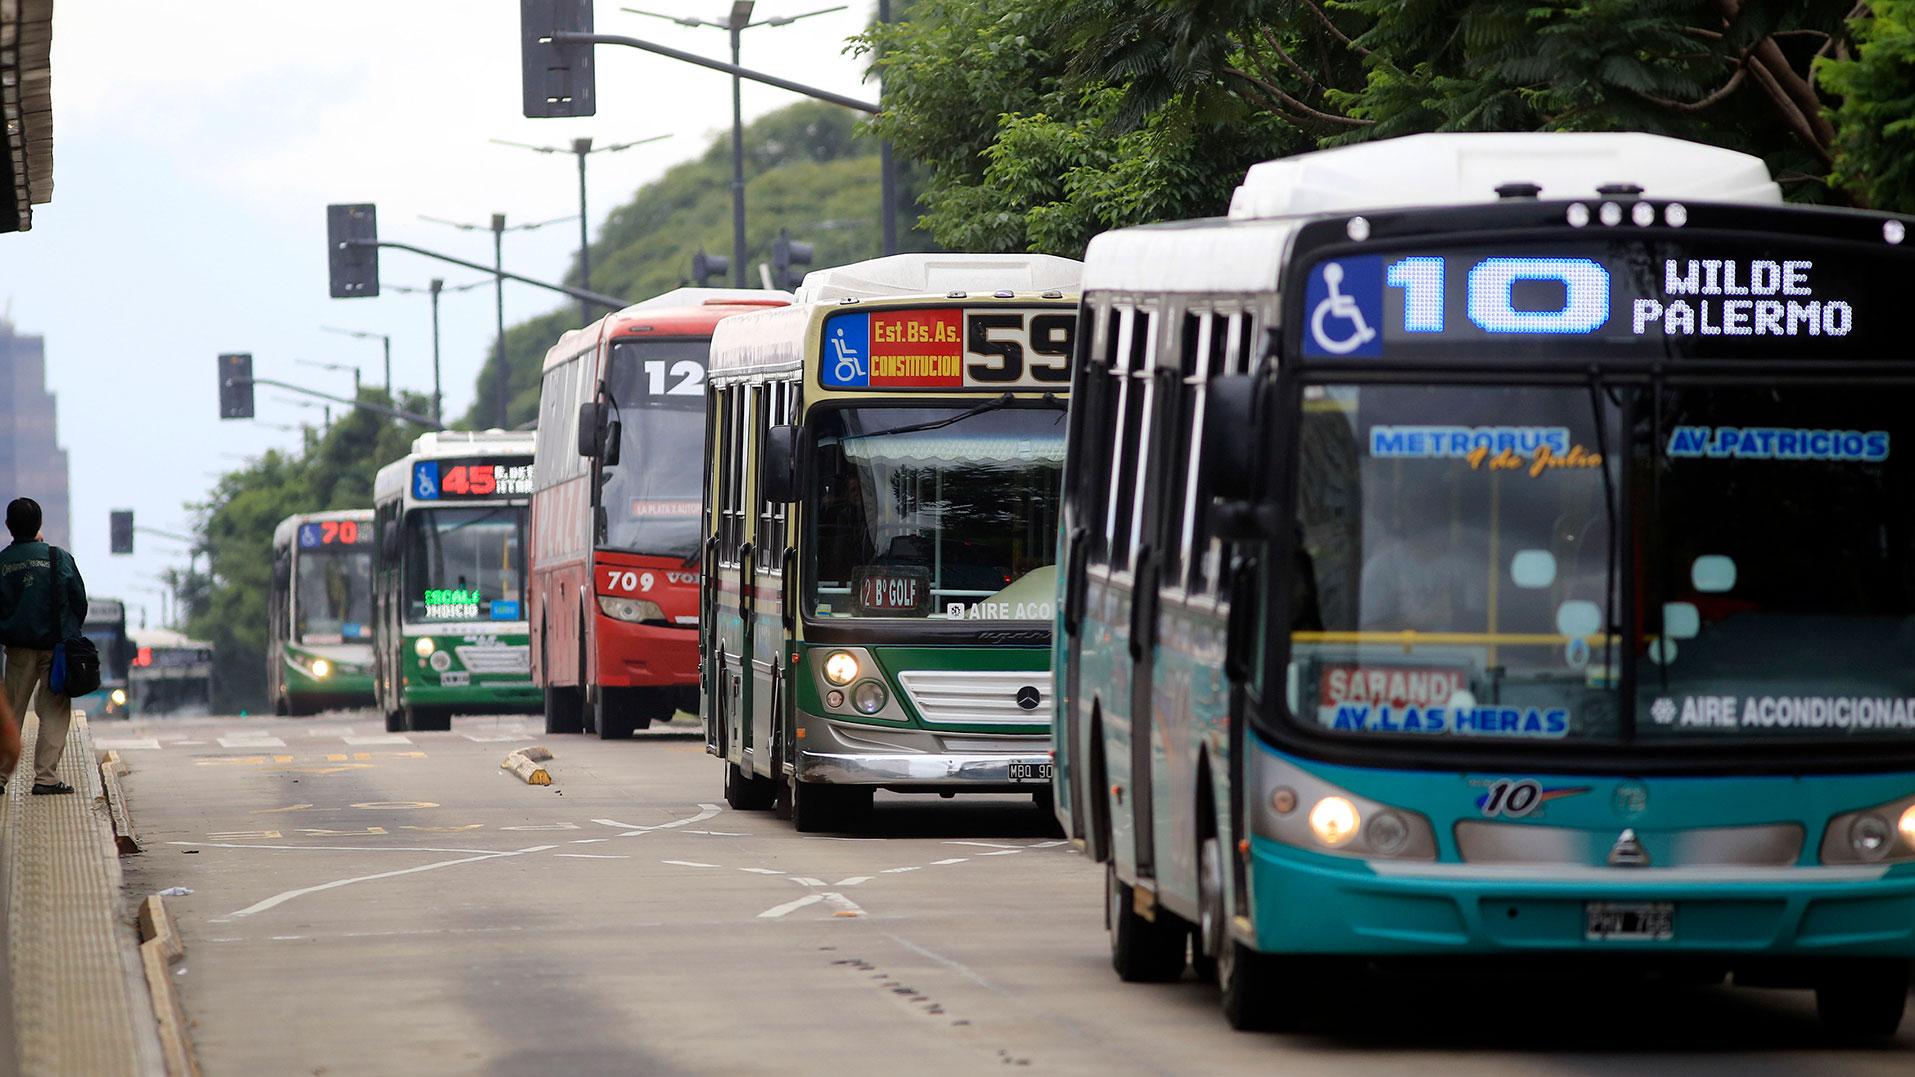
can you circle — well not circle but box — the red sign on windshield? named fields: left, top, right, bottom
left=855, top=568, right=930, bottom=615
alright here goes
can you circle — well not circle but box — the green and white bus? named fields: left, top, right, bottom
left=269, top=510, right=376, bottom=715
left=1056, top=133, right=1915, bottom=1036
left=704, top=253, right=1082, bottom=831
left=372, top=431, right=539, bottom=732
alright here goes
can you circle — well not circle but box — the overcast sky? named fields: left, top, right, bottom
left=2, top=1, right=880, bottom=627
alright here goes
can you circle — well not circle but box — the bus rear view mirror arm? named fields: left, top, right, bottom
left=761, top=425, right=799, bottom=504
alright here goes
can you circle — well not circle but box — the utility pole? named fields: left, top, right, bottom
left=490, top=132, right=670, bottom=323
left=493, top=213, right=508, bottom=428
left=878, top=0, right=897, bottom=255
left=621, top=5, right=846, bottom=286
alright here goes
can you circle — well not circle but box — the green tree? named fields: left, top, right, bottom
left=465, top=101, right=930, bottom=429
left=182, top=393, right=433, bottom=711
left=1820, top=0, right=1915, bottom=211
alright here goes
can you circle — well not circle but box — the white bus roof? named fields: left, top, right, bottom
left=541, top=288, right=792, bottom=373
left=1085, top=132, right=1784, bottom=295
left=1228, top=132, right=1781, bottom=218
left=131, top=627, right=210, bottom=650
left=794, top=253, right=1083, bottom=303
left=375, top=430, right=537, bottom=503
left=272, top=508, right=373, bottom=548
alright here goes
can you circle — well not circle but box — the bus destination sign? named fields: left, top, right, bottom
left=1294, top=237, right=1904, bottom=361
left=820, top=307, right=1074, bottom=391
left=411, top=459, right=534, bottom=501
left=298, top=519, right=373, bottom=548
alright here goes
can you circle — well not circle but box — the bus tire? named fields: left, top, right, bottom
left=792, top=780, right=869, bottom=834
left=1194, top=836, right=1225, bottom=985
left=1814, top=959, right=1909, bottom=1038
left=384, top=708, right=404, bottom=734
left=543, top=686, right=583, bottom=735
left=1107, top=863, right=1187, bottom=983
left=1218, top=939, right=1282, bottom=1031
left=405, top=705, right=450, bottom=732
left=725, top=763, right=775, bottom=810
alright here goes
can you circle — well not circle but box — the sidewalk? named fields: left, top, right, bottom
left=1, top=711, right=163, bottom=1075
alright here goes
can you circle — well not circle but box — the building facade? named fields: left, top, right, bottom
left=0, top=318, right=70, bottom=546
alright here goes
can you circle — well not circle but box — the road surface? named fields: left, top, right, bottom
left=101, top=712, right=1911, bottom=1075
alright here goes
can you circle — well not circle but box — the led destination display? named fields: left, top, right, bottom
left=1293, top=234, right=1908, bottom=361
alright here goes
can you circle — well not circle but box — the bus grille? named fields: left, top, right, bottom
left=456, top=645, right=531, bottom=676
left=896, top=669, right=1049, bottom=726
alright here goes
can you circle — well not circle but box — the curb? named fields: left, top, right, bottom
left=97, top=750, right=141, bottom=855
left=137, top=895, right=198, bottom=1077
left=502, top=746, right=554, bottom=786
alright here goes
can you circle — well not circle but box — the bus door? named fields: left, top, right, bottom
left=714, top=384, right=757, bottom=764
left=1121, top=316, right=1176, bottom=881
left=750, top=381, right=797, bottom=781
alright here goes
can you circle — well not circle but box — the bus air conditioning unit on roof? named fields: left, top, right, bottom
left=1227, top=132, right=1783, bottom=220
left=794, top=254, right=1084, bottom=303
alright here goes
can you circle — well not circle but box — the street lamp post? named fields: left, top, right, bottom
left=293, top=357, right=361, bottom=397
left=490, top=133, right=671, bottom=324
left=320, top=326, right=392, bottom=395
left=623, top=4, right=846, bottom=287
left=430, top=277, right=444, bottom=424
left=421, top=212, right=575, bottom=428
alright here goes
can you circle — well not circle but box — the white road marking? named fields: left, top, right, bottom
left=739, top=868, right=785, bottom=875
left=661, top=860, right=719, bottom=868
left=792, top=877, right=826, bottom=887
left=556, top=853, right=630, bottom=860
left=881, top=931, right=999, bottom=990
left=170, top=739, right=208, bottom=747
left=594, top=804, right=723, bottom=837
left=219, top=735, right=286, bottom=748
left=683, top=830, right=747, bottom=836
left=343, top=734, right=411, bottom=746
left=94, top=737, right=160, bottom=750
left=1031, top=840, right=1070, bottom=848
left=943, top=840, right=1024, bottom=849
left=835, top=876, right=872, bottom=887
left=879, top=867, right=920, bottom=874
left=758, top=894, right=824, bottom=919
left=930, top=858, right=970, bottom=866
left=224, top=844, right=559, bottom=918
left=980, top=849, right=1022, bottom=856
left=569, top=838, right=610, bottom=844
left=170, top=841, right=498, bottom=855
left=461, top=733, right=532, bottom=742
left=822, top=892, right=864, bottom=916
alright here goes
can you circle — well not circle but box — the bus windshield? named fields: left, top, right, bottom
left=83, top=614, right=130, bottom=684
left=404, top=506, right=527, bottom=623
left=1289, top=380, right=1915, bottom=748
left=808, top=403, right=1066, bottom=621
left=296, top=547, right=372, bottom=643
left=600, top=339, right=706, bottom=559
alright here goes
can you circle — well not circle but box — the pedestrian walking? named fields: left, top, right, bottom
left=0, top=497, right=89, bottom=795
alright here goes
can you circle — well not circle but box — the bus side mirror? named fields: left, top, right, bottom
left=115, top=638, right=136, bottom=669
left=761, top=425, right=799, bottom=503
left=1203, top=374, right=1260, bottom=501
left=576, top=401, right=606, bottom=457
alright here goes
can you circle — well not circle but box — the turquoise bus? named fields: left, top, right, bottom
left=373, top=431, right=540, bottom=732
left=74, top=598, right=134, bottom=719
left=704, top=253, right=1081, bottom=831
left=1054, top=132, right=1915, bottom=1037
left=269, top=510, right=376, bottom=715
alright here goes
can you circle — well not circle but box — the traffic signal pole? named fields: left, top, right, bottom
left=336, top=238, right=629, bottom=313
left=550, top=31, right=879, bottom=114
left=226, top=375, right=443, bottom=428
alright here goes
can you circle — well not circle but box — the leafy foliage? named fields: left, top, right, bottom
left=1821, top=0, right=1915, bottom=211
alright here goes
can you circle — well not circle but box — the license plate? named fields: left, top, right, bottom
left=1585, top=901, right=1674, bottom=941
left=1008, top=762, right=1053, bottom=783
left=439, top=671, right=470, bottom=688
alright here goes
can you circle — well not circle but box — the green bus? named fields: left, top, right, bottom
left=703, top=253, right=1082, bottom=831
left=372, top=431, right=540, bottom=732
left=269, top=510, right=376, bottom=715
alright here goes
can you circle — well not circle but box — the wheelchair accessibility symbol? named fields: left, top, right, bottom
left=412, top=461, right=441, bottom=500
left=1302, top=257, right=1384, bottom=358
left=822, top=312, right=871, bottom=387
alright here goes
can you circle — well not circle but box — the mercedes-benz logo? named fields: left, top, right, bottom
left=1015, top=685, right=1041, bottom=710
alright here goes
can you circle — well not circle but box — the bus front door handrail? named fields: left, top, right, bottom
left=781, top=547, right=798, bottom=632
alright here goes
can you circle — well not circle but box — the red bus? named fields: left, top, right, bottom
left=530, top=288, right=789, bottom=737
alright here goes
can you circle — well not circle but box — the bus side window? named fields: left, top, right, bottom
left=1125, top=307, right=1176, bottom=574
left=716, top=385, right=738, bottom=564
left=756, top=380, right=792, bottom=572
left=752, top=382, right=776, bottom=572
left=1188, top=313, right=1251, bottom=596
left=1069, top=301, right=1118, bottom=563
left=1163, top=311, right=1212, bottom=592
left=1106, top=308, right=1154, bottom=572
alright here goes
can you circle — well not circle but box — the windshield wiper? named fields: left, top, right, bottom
left=844, top=392, right=1064, bottom=441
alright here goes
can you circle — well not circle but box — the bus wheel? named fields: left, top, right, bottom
left=724, top=763, right=775, bottom=811
left=384, top=709, right=404, bottom=734
left=543, top=686, right=583, bottom=735
left=1193, top=836, right=1225, bottom=985
left=405, top=705, right=450, bottom=732
left=1107, top=863, right=1187, bottom=983
left=1814, top=959, right=1909, bottom=1038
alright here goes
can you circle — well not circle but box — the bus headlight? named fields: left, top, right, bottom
left=310, top=658, right=332, bottom=679
left=1255, top=756, right=1436, bottom=860
left=429, top=651, right=452, bottom=673
left=1823, top=793, right=1915, bottom=863
left=110, top=688, right=127, bottom=706
left=851, top=680, right=887, bottom=716
left=414, top=637, right=436, bottom=658
left=823, top=651, right=860, bottom=686
left=1308, top=797, right=1360, bottom=847
left=598, top=596, right=663, bottom=623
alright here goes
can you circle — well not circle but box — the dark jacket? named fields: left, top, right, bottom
left=0, top=540, right=88, bottom=649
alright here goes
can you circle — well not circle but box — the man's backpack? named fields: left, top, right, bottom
left=45, top=547, right=100, bottom=698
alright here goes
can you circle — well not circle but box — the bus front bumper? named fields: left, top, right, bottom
left=402, top=683, right=543, bottom=712
left=1248, top=837, right=1915, bottom=958
left=794, top=712, right=1051, bottom=790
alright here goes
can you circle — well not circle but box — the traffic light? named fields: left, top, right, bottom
left=326, top=203, right=380, bottom=298
left=218, top=353, right=255, bottom=420
left=520, top=0, right=596, bottom=118
left=772, top=229, right=815, bottom=290
left=692, top=250, right=730, bottom=288
left=109, top=511, right=133, bottom=555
